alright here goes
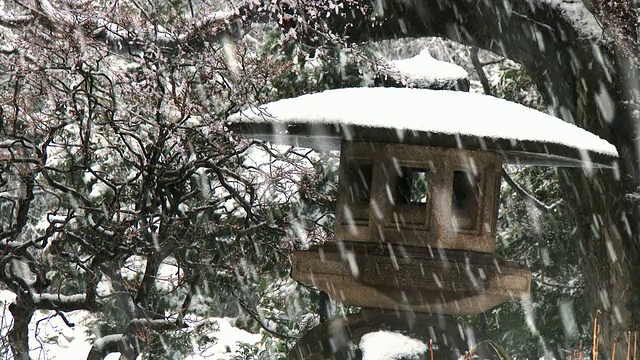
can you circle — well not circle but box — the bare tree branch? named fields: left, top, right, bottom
left=32, top=293, right=92, bottom=312
left=470, top=47, right=493, bottom=96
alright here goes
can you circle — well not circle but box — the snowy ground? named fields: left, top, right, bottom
left=0, top=290, right=262, bottom=360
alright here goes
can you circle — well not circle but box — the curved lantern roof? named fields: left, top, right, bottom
left=227, top=87, right=618, bottom=167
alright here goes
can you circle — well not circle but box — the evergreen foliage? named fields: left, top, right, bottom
left=485, top=166, right=589, bottom=358
left=465, top=60, right=590, bottom=358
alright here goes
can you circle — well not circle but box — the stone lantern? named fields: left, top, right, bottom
left=313, top=142, right=511, bottom=315
left=227, top=87, right=617, bottom=357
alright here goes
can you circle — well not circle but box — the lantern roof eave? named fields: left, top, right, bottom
left=227, top=88, right=618, bottom=168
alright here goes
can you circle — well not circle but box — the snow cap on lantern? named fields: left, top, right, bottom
left=227, top=87, right=618, bottom=315
left=387, top=49, right=470, bottom=90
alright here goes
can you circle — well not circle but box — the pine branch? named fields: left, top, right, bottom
left=234, top=293, right=296, bottom=340
left=501, top=168, right=563, bottom=213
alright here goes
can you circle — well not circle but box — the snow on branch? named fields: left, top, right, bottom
left=32, top=293, right=91, bottom=312
left=86, top=334, right=122, bottom=360
left=87, top=318, right=188, bottom=359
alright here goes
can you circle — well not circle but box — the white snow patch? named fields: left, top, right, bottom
left=155, top=257, right=182, bottom=292
left=229, top=87, right=618, bottom=157
left=1, top=290, right=95, bottom=360
left=89, top=181, right=111, bottom=199
left=186, top=318, right=262, bottom=360
left=359, top=331, right=427, bottom=360
left=121, top=255, right=147, bottom=281
left=1, top=291, right=261, bottom=360
left=34, top=214, right=69, bottom=231
left=29, top=310, right=95, bottom=359
left=1, top=290, right=15, bottom=343
left=0, top=290, right=15, bottom=302
left=96, top=275, right=114, bottom=297
left=389, top=50, right=468, bottom=87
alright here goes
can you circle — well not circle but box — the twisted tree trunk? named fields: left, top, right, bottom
left=8, top=301, right=34, bottom=360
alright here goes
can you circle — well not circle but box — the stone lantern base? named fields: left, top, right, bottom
left=287, top=310, right=495, bottom=360
left=291, top=242, right=530, bottom=315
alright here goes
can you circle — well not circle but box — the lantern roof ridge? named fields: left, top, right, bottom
left=227, top=87, right=618, bottom=167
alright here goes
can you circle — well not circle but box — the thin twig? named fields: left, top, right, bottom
left=627, top=331, right=632, bottom=360
left=430, top=339, right=434, bottom=360
left=592, top=310, right=600, bottom=360
left=634, top=331, right=637, bottom=360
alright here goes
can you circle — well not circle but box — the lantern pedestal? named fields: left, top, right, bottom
left=287, top=309, right=494, bottom=360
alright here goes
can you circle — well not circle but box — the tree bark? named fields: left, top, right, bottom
left=8, top=302, right=34, bottom=360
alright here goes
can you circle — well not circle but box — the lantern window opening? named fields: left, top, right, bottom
left=396, top=167, right=430, bottom=205
left=346, top=162, right=373, bottom=203
left=451, top=170, right=482, bottom=232
left=342, top=160, right=373, bottom=227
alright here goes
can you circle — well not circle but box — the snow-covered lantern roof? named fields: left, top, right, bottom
left=227, top=87, right=618, bottom=315
left=228, top=88, right=617, bottom=166
left=387, top=50, right=470, bottom=90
